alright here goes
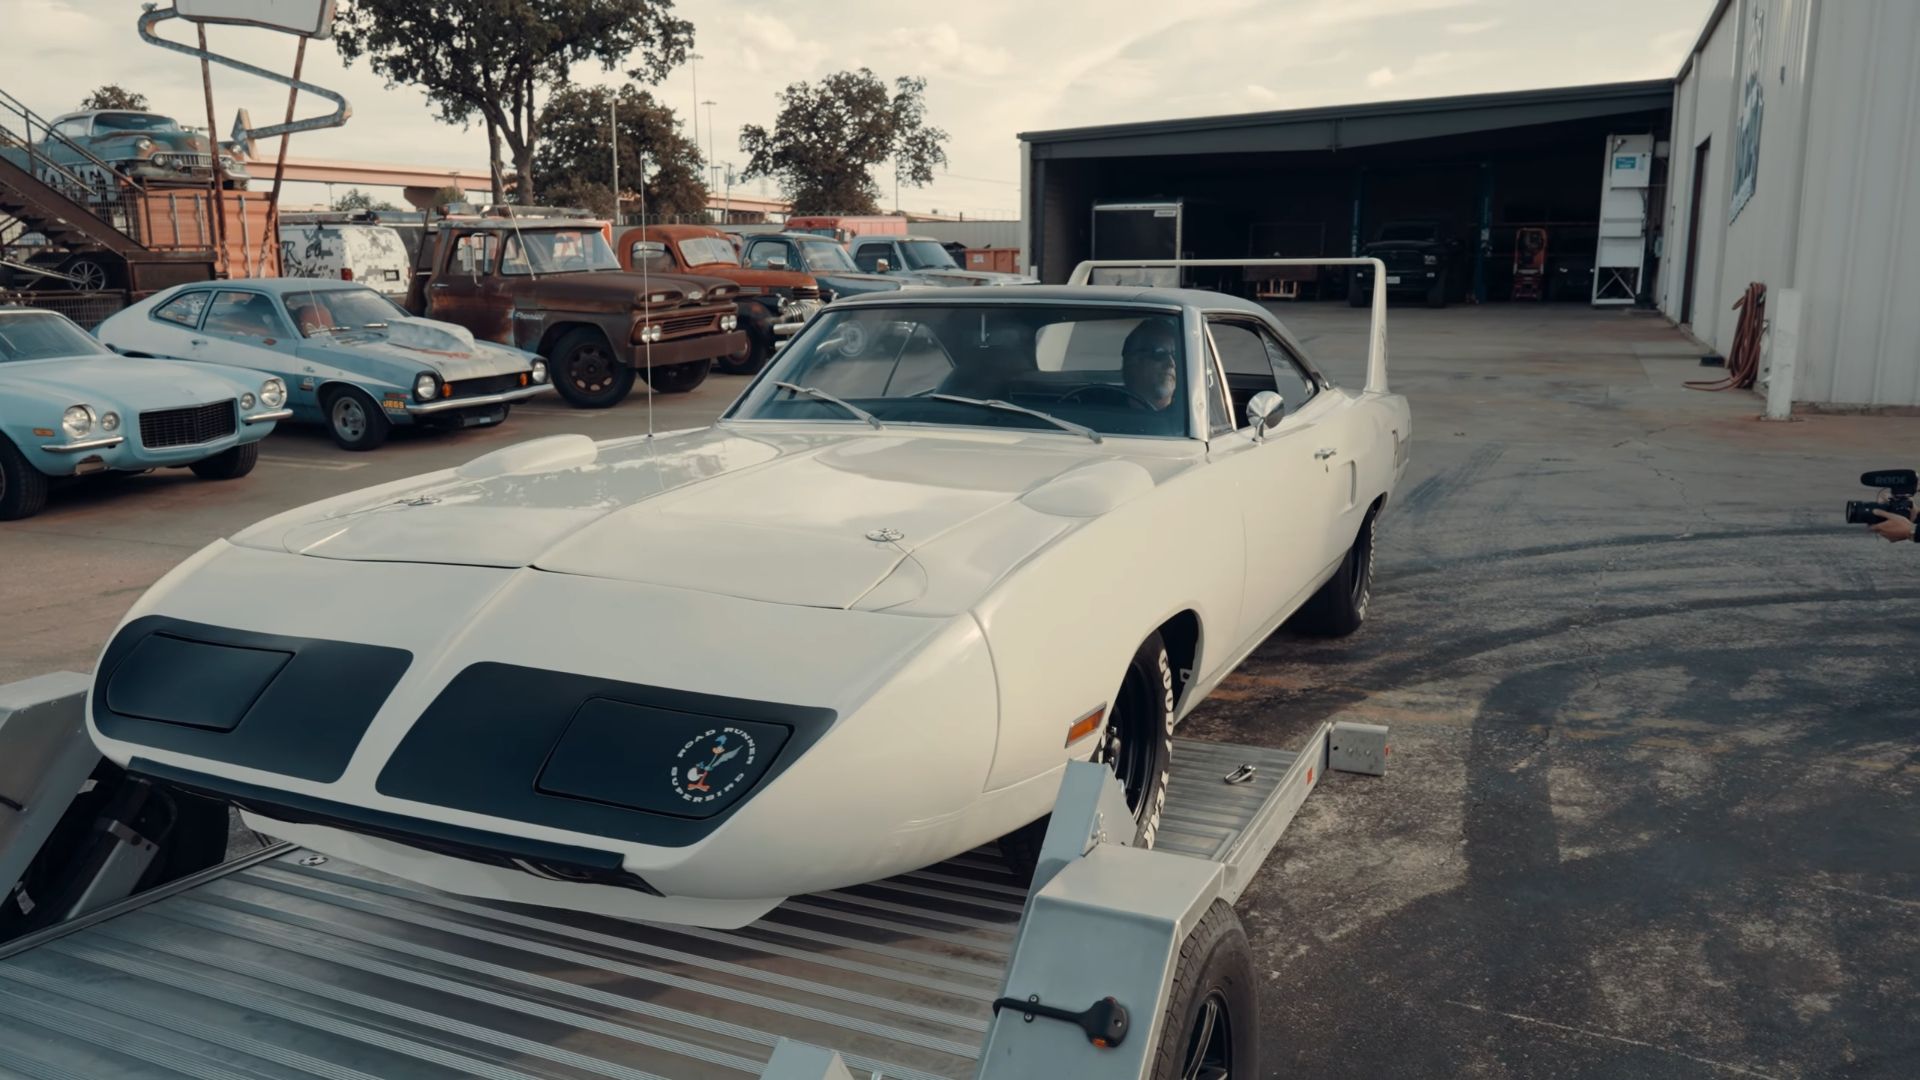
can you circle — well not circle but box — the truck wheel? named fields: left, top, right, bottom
left=324, top=386, right=392, bottom=451
left=1298, top=507, right=1376, bottom=637
left=1149, top=900, right=1259, bottom=1080
left=645, top=358, right=712, bottom=394
left=998, top=630, right=1174, bottom=878
left=717, top=320, right=773, bottom=376
left=1425, top=271, right=1449, bottom=309
left=188, top=442, right=258, bottom=480
left=1347, top=278, right=1369, bottom=307
left=0, top=435, right=50, bottom=520
left=552, top=328, right=635, bottom=408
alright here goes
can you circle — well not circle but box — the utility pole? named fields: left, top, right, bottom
left=609, top=96, right=619, bottom=224
left=688, top=53, right=702, bottom=158
left=701, top=99, right=718, bottom=224
left=701, top=99, right=717, bottom=175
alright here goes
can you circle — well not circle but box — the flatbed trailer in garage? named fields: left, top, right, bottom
left=0, top=673, right=1388, bottom=1080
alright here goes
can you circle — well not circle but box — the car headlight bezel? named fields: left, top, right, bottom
left=100, top=411, right=120, bottom=433
left=531, top=360, right=548, bottom=384
left=240, top=392, right=256, bottom=409
left=260, top=377, right=287, bottom=409
left=61, top=404, right=95, bottom=439
left=413, top=372, right=440, bottom=403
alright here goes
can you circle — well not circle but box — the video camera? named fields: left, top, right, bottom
left=1844, top=469, right=1918, bottom=524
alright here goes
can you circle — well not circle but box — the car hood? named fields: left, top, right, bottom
left=230, top=426, right=1176, bottom=613
left=815, top=272, right=903, bottom=295
left=310, top=319, right=534, bottom=380
left=3, top=354, right=243, bottom=406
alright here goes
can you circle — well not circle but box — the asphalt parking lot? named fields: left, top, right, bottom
left=3, top=303, right=1915, bottom=1078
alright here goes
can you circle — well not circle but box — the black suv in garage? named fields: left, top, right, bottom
left=1349, top=220, right=1465, bottom=308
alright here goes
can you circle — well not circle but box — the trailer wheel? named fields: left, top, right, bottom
left=1150, top=900, right=1258, bottom=1080
left=1298, top=506, right=1376, bottom=637
left=999, top=630, right=1174, bottom=878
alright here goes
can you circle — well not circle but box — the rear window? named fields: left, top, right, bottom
left=154, top=291, right=209, bottom=327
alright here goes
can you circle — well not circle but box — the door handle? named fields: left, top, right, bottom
left=189, top=338, right=206, bottom=346
left=1314, top=447, right=1337, bottom=460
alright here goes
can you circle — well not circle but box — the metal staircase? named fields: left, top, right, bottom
left=0, top=86, right=215, bottom=312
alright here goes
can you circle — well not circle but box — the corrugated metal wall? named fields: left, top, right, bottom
left=1792, top=0, right=1920, bottom=406
left=1663, top=0, right=1920, bottom=406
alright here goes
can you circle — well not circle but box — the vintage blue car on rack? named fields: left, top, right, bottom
left=0, top=307, right=287, bottom=520
left=96, top=280, right=551, bottom=451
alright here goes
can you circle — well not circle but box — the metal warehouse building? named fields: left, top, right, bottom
left=1660, top=0, right=1920, bottom=410
left=1018, top=81, right=1675, bottom=303
left=1018, top=0, right=1920, bottom=410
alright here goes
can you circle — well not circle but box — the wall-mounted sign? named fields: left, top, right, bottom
left=1730, top=0, right=1766, bottom=222
left=175, top=0, right=336, bottom=39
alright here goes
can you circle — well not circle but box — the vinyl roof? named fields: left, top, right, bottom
left=1019, top=79, right=1673, bottom=159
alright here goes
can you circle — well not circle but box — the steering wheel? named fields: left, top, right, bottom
left=1059, top=383, right=1158, bottom=410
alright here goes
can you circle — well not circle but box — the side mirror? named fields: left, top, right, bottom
left=766, top=254, right=788, bottom=269
left=875, top=257, right=891, bottom=272
left=1246, top=390, right=1285, bottom=436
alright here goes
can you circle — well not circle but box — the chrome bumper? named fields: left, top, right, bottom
left=243, top=409, right=293, bottom=425
left=39, top=436, right=126, bottom=454
left=407, top=382, right=552, bottom=415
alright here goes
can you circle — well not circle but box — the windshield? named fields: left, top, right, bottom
left=900, top=240, right=959, bottom=270
left=1377, top=223, right=1441, bottom=242
left=501, top=228, right=621, bottom=275
left=679, top=237, right=740, bottom=266
left=0, top=310, right=110, bottom=361
left=798, top=239, right=858, bottom=273
left=284, top=287, right=409, bottom=336
left=92, top=113, right=183, bottom=133
left=729, top=304, right=1190, bottom=439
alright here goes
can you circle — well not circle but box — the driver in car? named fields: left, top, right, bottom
left=1121, top=317, right=1181, bottom=412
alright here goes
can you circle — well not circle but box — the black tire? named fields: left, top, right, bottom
left=1299, top=507, right=1377, bottom=637
left=1148, top=900, right=1259, bottom=1080
left=0, top=434, right=50, bottom=520
left=644, top=358, right=712, bottom=395
left=1425, top=271, right=1449, bottom=309
left=551, top=328, right=635, bottom=408
left=1347, top=279, right=1369, bottom=307
left=717, top=318, right=773, bottom=376
left=188, top=441, right=258, bottom=480
left=999, top=630, right=1175, bottom=878
left=323, top=386, right=391, bottom=451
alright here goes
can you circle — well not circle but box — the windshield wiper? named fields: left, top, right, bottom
left=773, top=381, right=885, bottom=429
left=927, top=394, right=1103, bottom=444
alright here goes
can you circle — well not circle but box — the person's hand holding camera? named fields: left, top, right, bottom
left=1870, top=508, right=1917, bottom=542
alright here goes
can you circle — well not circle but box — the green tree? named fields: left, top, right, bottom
left=79, top=85, right=149, bottom=112
left=739, top=69, right=947, bottom=214
left=426, top=184, right=468, bottom=209
left=334, top=0, right=693, bottom=205
left=332, top=187, right=400, bottom=211
left=534, top=84, right=706, bottom=220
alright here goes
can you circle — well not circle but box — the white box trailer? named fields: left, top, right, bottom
left=0, top=674, right=1388, bottom=1079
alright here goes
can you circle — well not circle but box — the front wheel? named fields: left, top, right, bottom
left=0, top=435, right=50, bottom=520
left=998, top=630, right=1174, bottom=877
left=188, top=441, right=258, bottom=480
left=324, top=387, right=392, bottom=451
left=1299, top=508, right=1377, bottom=637
left=644, top=358, right=712, bottom=395
left=551, top=328, right=635, bottom=408
left=1148, top=900, right=1259, bottom=1080
left=717, top=319, right=773, bottom=376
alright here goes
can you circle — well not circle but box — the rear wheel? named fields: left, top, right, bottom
left=1299, top=507, right=1377, bottom=637
left=551, top=328, right=635, bottom=408
left=1148, top=900, right=1259, bottom=1080
left=0, top=435, right=50, bottom=520
left=999, top=630, right=1175, bottom=877
left=644, top=358, right=712, bottom=394
left=324, top=386, right=391, bottom=451
left=188, top=441, right=258, bottom=480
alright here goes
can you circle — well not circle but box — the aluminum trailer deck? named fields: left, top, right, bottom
left=0, top=727, right=1370, bottom=1080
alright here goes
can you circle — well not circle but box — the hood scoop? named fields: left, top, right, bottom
left=458, top=435, right=598, bottom=480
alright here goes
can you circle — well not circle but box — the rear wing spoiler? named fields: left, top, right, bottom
left=1066, top=258, right=1392, bottom=394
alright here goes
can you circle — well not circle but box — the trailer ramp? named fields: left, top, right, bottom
left=0, top=737, right=1315, bottom=1080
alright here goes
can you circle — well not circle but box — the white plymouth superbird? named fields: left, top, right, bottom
left=87, top=276, right=1410, bottom=928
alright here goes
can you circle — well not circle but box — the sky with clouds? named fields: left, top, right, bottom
left=10, top=0, right=1714, bottom=216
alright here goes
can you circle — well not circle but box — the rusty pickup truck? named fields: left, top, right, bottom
left=405, top=211, right=747, bottom=407
left=617, top=224, right=823, bottom=376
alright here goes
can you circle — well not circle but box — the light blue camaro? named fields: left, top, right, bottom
left=0, top=307, right=288, bottom=520
left=96, top=280, right=551, bottom=451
